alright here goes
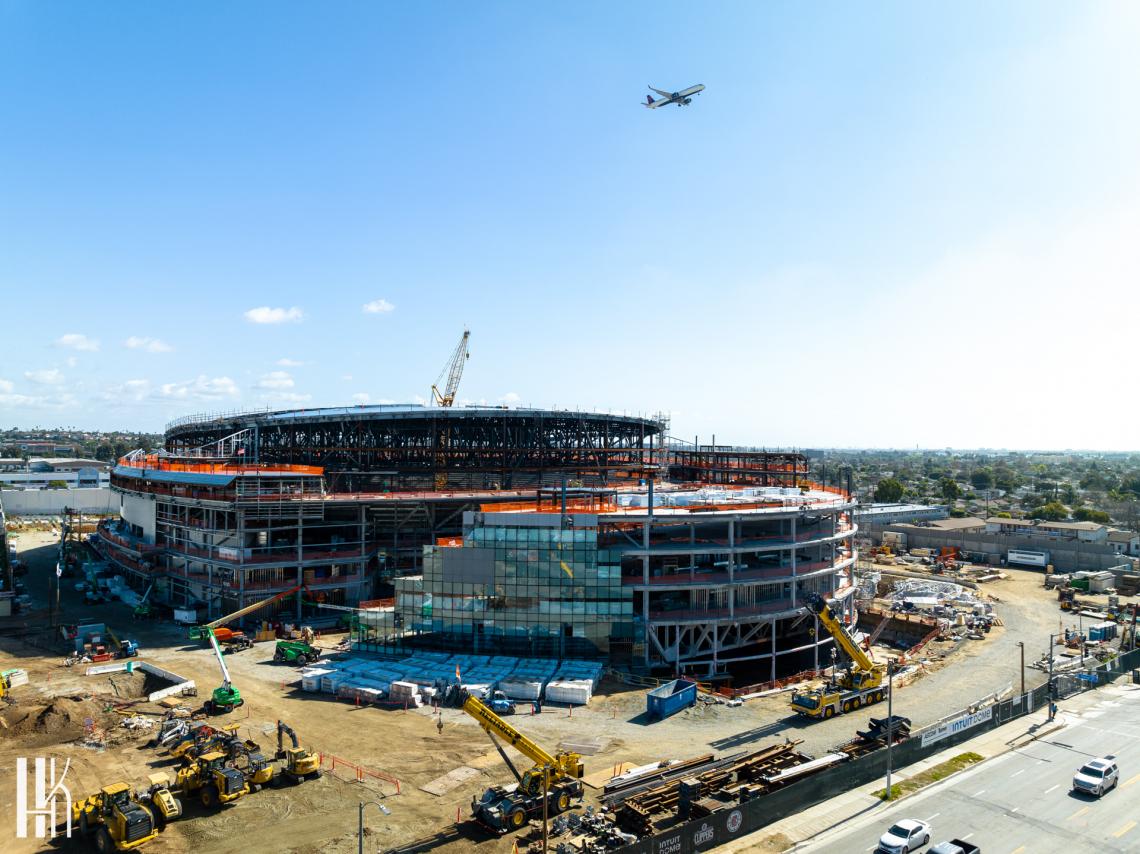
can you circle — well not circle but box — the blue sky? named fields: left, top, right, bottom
left=2, top=2, right=1139, bottom=449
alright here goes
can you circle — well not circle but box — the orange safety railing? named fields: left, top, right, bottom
left=117, top=454, right=323, bottom=477
left=479, top=498, right=619, bottom=514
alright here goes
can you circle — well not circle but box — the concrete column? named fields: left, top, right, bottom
left=790, top=516, right=797, bottom=608
left=728, top=517, right=734, bottom=619
left=770, top=619, right=777, bottom=683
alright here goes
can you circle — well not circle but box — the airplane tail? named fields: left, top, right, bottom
left=645, top=95, right=654, bottom=106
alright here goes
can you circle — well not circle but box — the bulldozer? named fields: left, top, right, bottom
left=166, top=750, right=249, bottom=808
left=275, top=720, right=321, bottom=784
left=72, top=780, right=182, bottom=853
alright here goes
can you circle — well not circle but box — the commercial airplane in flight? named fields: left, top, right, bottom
left=644, top=84, right=705, bottom=109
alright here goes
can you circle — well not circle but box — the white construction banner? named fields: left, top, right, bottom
left=920, top=706, right=993, bottom=748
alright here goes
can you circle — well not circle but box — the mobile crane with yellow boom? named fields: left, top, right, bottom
left=790, top=592, right=888, bottom=719
left=463, top=693, right=584, bottom=832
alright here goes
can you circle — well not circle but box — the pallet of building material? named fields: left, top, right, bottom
left=546, top=679, right=592, bottom=705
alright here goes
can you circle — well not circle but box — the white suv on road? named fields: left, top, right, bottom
left=1072, top=756, right=1119, bottom=797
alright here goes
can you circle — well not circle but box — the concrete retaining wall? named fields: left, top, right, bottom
left=0, top=487, right=116, bottom=516
left=82, top=660, right=195, bottom=701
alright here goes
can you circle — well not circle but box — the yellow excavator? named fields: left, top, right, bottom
left=463, top=693, right=584, bottom=833
left=72, top=780, right=181, bottom=852
left=275, top=720, right=321, bottom=784
left=790, top=592, right=888, bottom=720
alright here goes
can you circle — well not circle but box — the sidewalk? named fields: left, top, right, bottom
left=720, top=688, right=1111, bottom=853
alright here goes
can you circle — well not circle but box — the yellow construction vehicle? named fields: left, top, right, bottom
left=790, top=592, right=888, bottom=720
left=463, top=693, right=584, bottom=833
left=168, top=722, right=242, bottom=761
left=72, top=780, right=181, bottom=852
left=165, top=749, right=250, bottom=808
left=275, top=719, right=321, bottom=784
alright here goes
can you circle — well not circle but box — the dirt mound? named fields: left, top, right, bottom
left=0, top=695, right=111, bottom=745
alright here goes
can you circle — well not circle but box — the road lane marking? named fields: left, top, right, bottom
left=1044, top=784, right=1059, bottom=794
left=1011, top=847, right=1026, bottom=854
left=1011, top=769, right=1025, bottom=777
left=1123, top=773, right=1140, bottom=788
left=962, top=834, right=974, bottom=840
left=973, top=789, right=986, bottom=797
left=1069, top=806, right=1090, bottom=821
left=924, top=813, right=940, bottom=821
left=1113, top=821, right=1137, bottom=838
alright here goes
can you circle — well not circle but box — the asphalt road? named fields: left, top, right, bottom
left=806, top=683, right=1140, bottom=854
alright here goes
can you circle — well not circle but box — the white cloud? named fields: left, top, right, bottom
left=125, top=336, right=174, bottom=353
left=25, top=368, right=64, bottom=386
left=0, top=379, right=13, bottom=393
left=255, top=371, right=294, bottom=390
left=66, top=357, right=78, bottom=368
left=499, top=391, right=521, bottom=404
left=341, top=374, right=353, bottom=381
left=362, top=298, right=395, bottom=314
left=259, top=391, right=311, bottom=404
left=159, top=375, right=240, bottom=401
left=276, top=358, right=303, bottom=367
left=0, top=391, right=77, bottom=410
left=244, top=306, right=303, bottom=324
left=56, top=333, right=99, bottom=352
left=101, top=379, right=151, bottom=403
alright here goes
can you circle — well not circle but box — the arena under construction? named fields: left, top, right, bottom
left=95, top=402, right=856, bottom=674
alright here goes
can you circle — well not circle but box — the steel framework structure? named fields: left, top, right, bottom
left=166, top=406, right=662, bottom=491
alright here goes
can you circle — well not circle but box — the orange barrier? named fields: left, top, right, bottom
left=323, top=753, right=400, bottom=794
left=117, top=454, right=323, bottom=477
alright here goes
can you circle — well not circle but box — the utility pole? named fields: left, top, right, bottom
left=885, top=661, right=895, bottom=800
left=542, top=764, right=550, bottom=854
left=1017, top=641, right=1025, bottom=699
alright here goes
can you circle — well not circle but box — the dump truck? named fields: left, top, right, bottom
left=71, top=780, right=181, bottom=852
left=790, top=592, right=888, bottom=720
left=464, top=693, right=584, bottom=832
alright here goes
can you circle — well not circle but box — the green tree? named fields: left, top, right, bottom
left=873, top=477, right=905, bottom=503
left=1073, top=507, right=1111, bottom=524
left=940, top=478, right=962, bottom=500
left=1032, top=501, right=1069, bottom=521
left=970, top=469, right=994, bottom=491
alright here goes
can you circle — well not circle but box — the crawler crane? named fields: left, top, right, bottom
left=790, top=592, right=888, bottom=719
left=463, top=693, right=584, bottom=832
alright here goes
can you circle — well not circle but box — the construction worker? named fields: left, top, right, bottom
left=436, top=714, right=444, bottom=736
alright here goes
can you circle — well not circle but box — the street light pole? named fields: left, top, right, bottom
left=885, top=661, right=895, bottom=801
left=358, top=800, right=390, bottom=854
left=1047, top=633, right=1055, bottom=721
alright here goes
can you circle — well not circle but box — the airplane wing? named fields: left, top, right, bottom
left=678, top=84, right=705, bottom=98
left=649, top=87, right=673, bottom=98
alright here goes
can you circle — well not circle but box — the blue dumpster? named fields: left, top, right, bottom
left=647, top=679, right=697, bottom=720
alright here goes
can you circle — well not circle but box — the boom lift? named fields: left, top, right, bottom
left=790, top=593, right=887, bottom=720
left=463, top=693, right=584, bottom=832
left=189, top=583, right=307, bottom=642
left=203, top=628, right=244, bottom=714
left=430, top=328, right=470, bottom=407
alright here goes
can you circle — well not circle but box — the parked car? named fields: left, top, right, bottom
left=930, top=840, right=980, bottom=854
left=1072, top=756, right=1119, bottom=797
left=877, top=818, right=932, bottom=854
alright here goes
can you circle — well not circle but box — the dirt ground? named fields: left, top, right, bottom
left=1, top=531, right=1128, bottom=854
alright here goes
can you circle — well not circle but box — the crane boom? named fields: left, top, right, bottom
left=806, top=592, right=874, bottom=672
left=431, top=329, right=470, bottom=407
left=201, top=583, right=306, bottom=631
left=463, top=695, right=558, bottom=768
